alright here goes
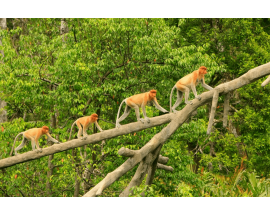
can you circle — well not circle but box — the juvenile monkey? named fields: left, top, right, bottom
left=116, top=89, right=168, bottom=128
left=68, top=113, right=103, bottom=141
left=170, top=66, right=213, bottom=113
left=10, top=126, right=60, bottom=156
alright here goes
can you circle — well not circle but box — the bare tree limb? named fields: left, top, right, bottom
left=157, top=163, right=173, bottom=172
left=207, top=90, right=219, bottom=135
left=157, top=155, right=169, bottom=165
left=0, top=114, right=172, bottom=169
left=261, top=75, right=270, bottom=87
left=223, top=93, right=230, bottom=127
left=81, top=61, right=270, bottom=197
left=0, top=61, right=270, bottom=191
left=119, top=144, right=162, bottom=197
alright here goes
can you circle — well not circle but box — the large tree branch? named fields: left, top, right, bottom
left=1, top=62, right=270, bottom=173
left=0, top=114, right=172, bottom=169
left=81, top=62, right=270, bottom=197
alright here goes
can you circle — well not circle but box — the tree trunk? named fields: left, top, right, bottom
left=0, top=18, right=7, bottom=123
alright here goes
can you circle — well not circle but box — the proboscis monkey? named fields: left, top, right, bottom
left=170, top=66, right=213, bottom=113
left=116, top=90, right=168, bottom=128
left=68, top=113, right=103, bottom=141
left=10, top=126, right=60, bottom=156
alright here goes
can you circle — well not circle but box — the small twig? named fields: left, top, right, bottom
left=14, top=185, right=26, bottom=197
left=229, top=105, right=238, bottom=112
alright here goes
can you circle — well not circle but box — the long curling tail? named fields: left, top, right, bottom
left=170, top=86, right=176, bottom=113
left=10, top=132, right=23, bottom=156
left=116, top=99, right=126, bottom=127
left=68, top=121, right=77, bottom=141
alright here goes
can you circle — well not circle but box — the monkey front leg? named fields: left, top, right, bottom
left=134, top=106, right=145, bottom=124
left=184, top=87, right=193, bottom=105
left=46, top=134, right=60, bottom=144
left=95, top=121, right=103, bottom=132
left=33, top=138, right=42, bottom=153
left=153, top=98, right=168, bottom=113
left=82, top=125, right=89, bottom=140
left=201, top=79, right=213, bottom=91
left=141, top=105, right=150, bottom=123
left=191, top=83, right=201, bottom=100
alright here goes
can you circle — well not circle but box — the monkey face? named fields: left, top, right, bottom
left=199, top=66, right=207, bottom=74
left=42, top=126, right=49, bottom=134
left=150, top=92, right=156, bottom=98
left=91, top=114, right=99, bottom=121
left=149, top=90, right=157, bottom=98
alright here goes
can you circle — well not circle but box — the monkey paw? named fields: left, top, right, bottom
left=36, top=148, right=42, bottom=153
left=116, top=123, right=121, bottom=128
left=173, top=109, right=178, bottom=114
left=139, top=118, right=145, bottom=124
left=186, top=101, right=193, bottom=105
left=196, top=95, right=201, bottom=100
left=145, top=117, right=150, bottom=123
left=81, top=136, right=88, bottom=140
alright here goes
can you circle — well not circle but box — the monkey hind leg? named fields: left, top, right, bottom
left=76, top=122, right=83, bottom=139
left=14, top=137, right=28, bottom=155
left=172, top=90, right=184, bottom=113
left=116, top=105, right=131, bottom=128
left=177, top=84, right=192, bottom=105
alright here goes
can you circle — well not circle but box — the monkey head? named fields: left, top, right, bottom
left=199, top=66, right=207, bottom=74
left=91, top=113, right=99, bottom=121
left=42, top=126, right=49, bottom=134
left=149, top=90, right=157, bottom=99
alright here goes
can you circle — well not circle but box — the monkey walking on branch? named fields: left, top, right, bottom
left=170, top=66, right=213, bottom=113
left=116, top=90, right=168, bottom=128
left=10, top=126, right=60, bottom=156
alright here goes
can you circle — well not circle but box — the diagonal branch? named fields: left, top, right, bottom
left=207, top=90, right=219, bottom=135
left=1, top=62, right=270, bottom=172
left=223, top=92, right=230, bottom=127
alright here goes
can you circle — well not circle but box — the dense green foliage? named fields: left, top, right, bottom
left=1, top=18, right=270, bottom=197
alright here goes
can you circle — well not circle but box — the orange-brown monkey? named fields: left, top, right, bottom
left=170, top=66, right=213, bottom=113
left=68, top=113, right=103, bottom=141
left=116, top=90, right=168, bottom=128
left=10, top=126, right=60, bottom=156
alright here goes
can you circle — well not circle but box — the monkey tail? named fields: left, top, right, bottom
left=10, top=132, right=24, bottom=156
left=68, top=121, right=77, bottom=141
left=170, top=85, right=176, bottom=113
left=116, top=99, right=126, bottom=126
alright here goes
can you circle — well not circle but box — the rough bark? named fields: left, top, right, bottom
left=261, top=75, right=270, bottom=87
left=0, top=18, right=7, bottom=123
left=158, top=155, right=169, bottom=165
left=207, top=90, right=219, bottom=134
left=145, top=145, right=162, bottom=186
left=82, top=62, right=270, bottom=197
left=46, top=142, right=54, bottom=196
left=223, top=93, right=230, bottom=127
left=119, top=145, right=162, bottom=197
left=0, top=18, right=6, bottom=58
left=1, top=62, right=270, bottom=199
left=60, top=18, right=68, bottom=42
left=157, top=163, right=173, bottom=172
left=1, top=113, right=172, bottom=169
